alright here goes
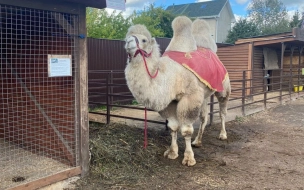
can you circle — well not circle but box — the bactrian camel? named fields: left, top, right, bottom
left=124, top=16, right=231, bottom=166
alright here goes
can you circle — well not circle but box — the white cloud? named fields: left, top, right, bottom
left=279, top=0, right=304, bottom=13
left=234, top=14, right=244, bottom=22
left=281, top=0, right=304, bottom=8
left=235, top=0, right=249, bottom=5
left=287, top=10, right=296, bottom=20
left=195, top=0, right=212, bottom=2
left=126, top=0, right=155, bottom=7
left=105, top=0, right=155, bottom=18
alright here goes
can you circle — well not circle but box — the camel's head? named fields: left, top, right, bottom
left=124, top=24, right=157, bottom=59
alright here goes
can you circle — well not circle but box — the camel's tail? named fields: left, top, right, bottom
left=191, top=19, right=217, bottom=53
left=165, top=16, right=197, bottom=52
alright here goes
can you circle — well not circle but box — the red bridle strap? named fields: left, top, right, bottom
left=131, top=35, right=159, bottom=79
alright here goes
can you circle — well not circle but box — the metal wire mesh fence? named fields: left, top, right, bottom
left=0, top=4, right=79, bottom=189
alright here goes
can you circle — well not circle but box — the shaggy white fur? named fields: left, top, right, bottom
left=192, top=19, right=217, bottom=53
left=124, top=16, right=231, bottom=166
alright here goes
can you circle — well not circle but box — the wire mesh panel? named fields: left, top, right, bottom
left=0, top=4, right=79, bottom=189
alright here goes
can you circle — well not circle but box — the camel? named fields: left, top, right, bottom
left=124, top=16, right=231, bottom=166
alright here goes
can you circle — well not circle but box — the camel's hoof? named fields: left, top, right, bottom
left=182, top=157, right=196, bottom=166
left=191, top=142, right=202, bottom=148
left=164, top=149, right=178, bottom=159
left=218, top=134, right=227, bottom=140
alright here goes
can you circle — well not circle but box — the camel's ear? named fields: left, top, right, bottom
left=151, top=37, right=156, bottom=45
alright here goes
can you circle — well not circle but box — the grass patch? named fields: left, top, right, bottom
left=89, top=105, right=107, bottom=112
left=235, top=115, right=245, bottom=123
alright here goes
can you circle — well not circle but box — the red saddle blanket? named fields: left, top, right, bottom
left=162, top=48, right=228, bottom=92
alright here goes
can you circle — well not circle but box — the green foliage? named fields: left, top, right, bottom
left=86, top=4, right=175, bottom=39
left=247, top=0, right=290, bottom=35
left=131, top=100, right=139, bottom=105
left=235, top=115, right=245, bottom=123
left=225, top=18, right=260, bottom=44
left=289, top=10, right=301, bottom=28
left=89, top=105, right=107, bottom=112
left=130, top=4, right=175, bottom=38
left=86, top=8, right=131, bottom=39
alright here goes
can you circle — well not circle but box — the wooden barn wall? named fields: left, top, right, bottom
left=88, top=37, right=170, bottom=71
left=87, top=37, right=171, bottom=107
left=282, top=48, right=304, bottom=90
left=217, top=43, right=250, bottom=98
left=0, top=7, right=77, bottom=165
left=252, top=47, right=264, bottom=94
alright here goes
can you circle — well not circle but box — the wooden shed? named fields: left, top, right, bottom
left=217, top=28, right=304, bottom=98
left=0, top=0, right=114, bottom=189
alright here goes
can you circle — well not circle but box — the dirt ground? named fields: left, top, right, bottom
left=76, top=97, right=304, bottom=190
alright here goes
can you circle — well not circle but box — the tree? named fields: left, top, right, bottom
left=129, top=4, right=175, bottom=38
left=289, top=10, right=301, bottom=28
left=301, top=11, right=304, bottom=29
left=225, top=18, right=260, bottom=44
left=247, top=0, right=290, bottom=35
left=86, top=5, right=175, bottom=39
left=86, top=8, right=131, bottom=39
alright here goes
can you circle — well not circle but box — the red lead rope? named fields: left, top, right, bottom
left=141, top=53, right=158, bottom=148
left=132, top=35, right=159, bottom=148
left=144, top=107, right=148, bottom=148
left=142, top=50, right=158, bottom=78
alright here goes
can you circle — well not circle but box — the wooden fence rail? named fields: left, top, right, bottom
left=89, top=68, right=304, bottom=126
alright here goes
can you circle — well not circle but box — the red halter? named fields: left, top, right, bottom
left=130, top=35, right=158, bottom=79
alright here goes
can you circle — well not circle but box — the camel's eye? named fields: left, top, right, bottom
left=142, top=39, right=147, bottom=43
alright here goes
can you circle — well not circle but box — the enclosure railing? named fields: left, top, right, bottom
left=88, top=68, right=304, bottom=126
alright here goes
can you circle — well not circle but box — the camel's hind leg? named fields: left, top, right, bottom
left=215, top=91, right=230, bottom=140
left=192, top=99, right=208, bottom=147
left=164, top=118, right=179, bottom=159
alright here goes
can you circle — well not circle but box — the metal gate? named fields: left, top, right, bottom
left=0, top=4, right=80, bottom=189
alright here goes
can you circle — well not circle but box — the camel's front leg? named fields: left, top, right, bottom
left=164, top=118, right=179, bottom=159
left=176, top=92, right=202, bottom=166
left=181, top=124, right=196, bottom=166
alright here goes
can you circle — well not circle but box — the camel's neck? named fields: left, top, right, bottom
left=125, top=48, right=174, bottom=111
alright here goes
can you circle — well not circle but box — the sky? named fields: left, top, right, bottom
left=111, top=0, right=304, bottom=21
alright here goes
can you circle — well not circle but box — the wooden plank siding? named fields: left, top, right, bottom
left=252, top=47, right=264, bottom=94
left=217, top=43, right=250, bottom=98
left=282, top=49, right=304, bottom=90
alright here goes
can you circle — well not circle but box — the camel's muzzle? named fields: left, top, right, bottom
left=128, top=35, right=152, bottom=60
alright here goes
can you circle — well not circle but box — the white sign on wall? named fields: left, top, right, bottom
left=106, top=0, right=126, bottom=11
left=48, top=55, right=72, bottom=77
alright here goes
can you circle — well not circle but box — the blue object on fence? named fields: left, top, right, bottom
left=78, top=34, right=86, bottom=39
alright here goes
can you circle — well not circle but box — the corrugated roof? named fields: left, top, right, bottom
left=166, top=0, right=227, bottom=18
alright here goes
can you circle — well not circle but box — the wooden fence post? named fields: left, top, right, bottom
left=242, top=71, right=246, bottom=116
left=263, top=70, right=267, bottom=109
left=209, top=95, right=214, bottom=125
left=106, top=73, right=110, bottom=124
